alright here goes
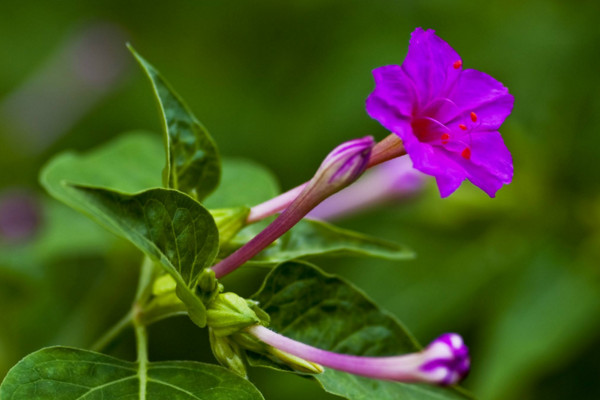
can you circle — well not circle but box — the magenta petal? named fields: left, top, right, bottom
left=448, top=69, right=514, bottom=130
left=401, top=28, right=462, bottom=106
left=367, top=65, right=416, bottom=118
left=449, top=131, right=513, bottom=197
left=456, top=158, right=507, bottom=198
left=469, top=130, right=513, bottom=182
left=404, top=139, right=466, bottom=197
left=435, top=174, right=465, bottom=198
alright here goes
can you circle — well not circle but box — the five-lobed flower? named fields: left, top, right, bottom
left=366, top=28, right=514, bottom=197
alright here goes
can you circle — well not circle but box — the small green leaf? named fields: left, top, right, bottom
left=204, top=158, right=280, bottom=209
left=40, top=132, right=164, bottom=202
left=66, top=186, right=219, bottom=327
left=129, top=46, right=221, bottom=201
left=233, top=219, right=414, bottom=266
left=0, top=346, right=264, bottom=399
left=249, top=261, right=471, bottom=400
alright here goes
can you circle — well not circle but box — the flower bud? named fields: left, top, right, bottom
left=211, top=137, right=374, bottom=279
left=247, top=325, right=470, bottom=386
left=209, top=328, right=247, bottom=377
left=417, top=333, right=470, bottom=385
left=207, top=292, right=260, bottom=337
left=307, top=136, right=375, bottom=201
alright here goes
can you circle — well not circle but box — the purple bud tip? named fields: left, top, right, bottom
left=419, top=333, right=470, bottom=385
left=314, top=136, right=375, bottom=195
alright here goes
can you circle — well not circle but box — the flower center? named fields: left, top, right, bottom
left=412, top=107, right=477, bottom=161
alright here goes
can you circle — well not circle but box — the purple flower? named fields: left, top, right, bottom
left=0, top=189, right=42, bottom=242
left=248, top=325, right=470, bottom=386
left=366, top=28, right=514, bottom=197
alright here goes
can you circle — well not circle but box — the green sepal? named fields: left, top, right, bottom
left=207, top=292, right=261, bottom=337
left=266, top=347, right=324, bottom=375
left=211, top=207, right=250, bottom=245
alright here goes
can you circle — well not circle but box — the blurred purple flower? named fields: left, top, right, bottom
left=366, top=28, right=514, bottom=197
left=0, top=190, right=42, bottom=242
left=308, top=157, right=426, bottom=221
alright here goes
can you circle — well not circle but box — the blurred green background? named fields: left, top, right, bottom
left=1, top=1, right=599, bottom=399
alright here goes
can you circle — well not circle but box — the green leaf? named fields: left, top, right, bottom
left=235, top=219, right=414, bottom=266
left=65, top=186, right=219, bottom=327
left=204, top=158, right=280, bottom=209
left=129, top=46, right=220, bottom=201
left=0, top=346, right=264, bottom=399
left=249, top=261, right=471, bottom=400
left=40, top=132, right=164, bottom=202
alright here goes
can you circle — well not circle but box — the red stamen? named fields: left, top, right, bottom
left=441, top=133, right=450, bottom=144
left=470, top=112, right=478, bottom=122
left=461, top=147, right=471, bottom=159
left=453, top=60, right=462, bottom=69
left=459, top=124, right=467, bottom=130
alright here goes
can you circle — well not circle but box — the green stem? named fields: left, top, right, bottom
left=90, top=309, right=134, bottom=352
left=134, top=315, right=149, bottom=399
left=90, top=256, right=157, bottom=352
left=135, top=256, right=157, bottom=303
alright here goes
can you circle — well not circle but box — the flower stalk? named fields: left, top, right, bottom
left=248, top=325, right=469, bottom=386
left=212, top=136, right=375, bottom=278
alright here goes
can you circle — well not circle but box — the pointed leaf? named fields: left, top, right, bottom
left=0, top=346, right=264, bottom=399
left=65, top=186, right=218, bottom=327
left=230, top=219, right=414, bottom=266
left=249, top=261, right=471, bottom=400
left=130, top=46, right=220, bottom=201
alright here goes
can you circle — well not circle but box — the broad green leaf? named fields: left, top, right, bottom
left=64, top=186, right=218, bottom=327
left=249, top=261, right=471, bottom=400
left=40, top=132, right=164, bottom=199
left=130, top=46, right=220, bottom=201
left=231, top=219, right=414, bottom=266
left=0, top=346, right=264, bottom=399
left=204, top=158, right=280, bottom=209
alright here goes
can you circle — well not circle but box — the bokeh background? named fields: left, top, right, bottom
left=1, top=1, right=599, bottom=399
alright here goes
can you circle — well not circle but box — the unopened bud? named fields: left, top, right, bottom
left=309, top=136, right=375, bottom=200
left=211, top=137, right=374, bottom=279
left=207, top=292, right=260, bottom=337
left=197, top=268, right=223, bottom=304
left=209, top=328, right=247, bottom=377
left=247, top=325, right=470, bottom=386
